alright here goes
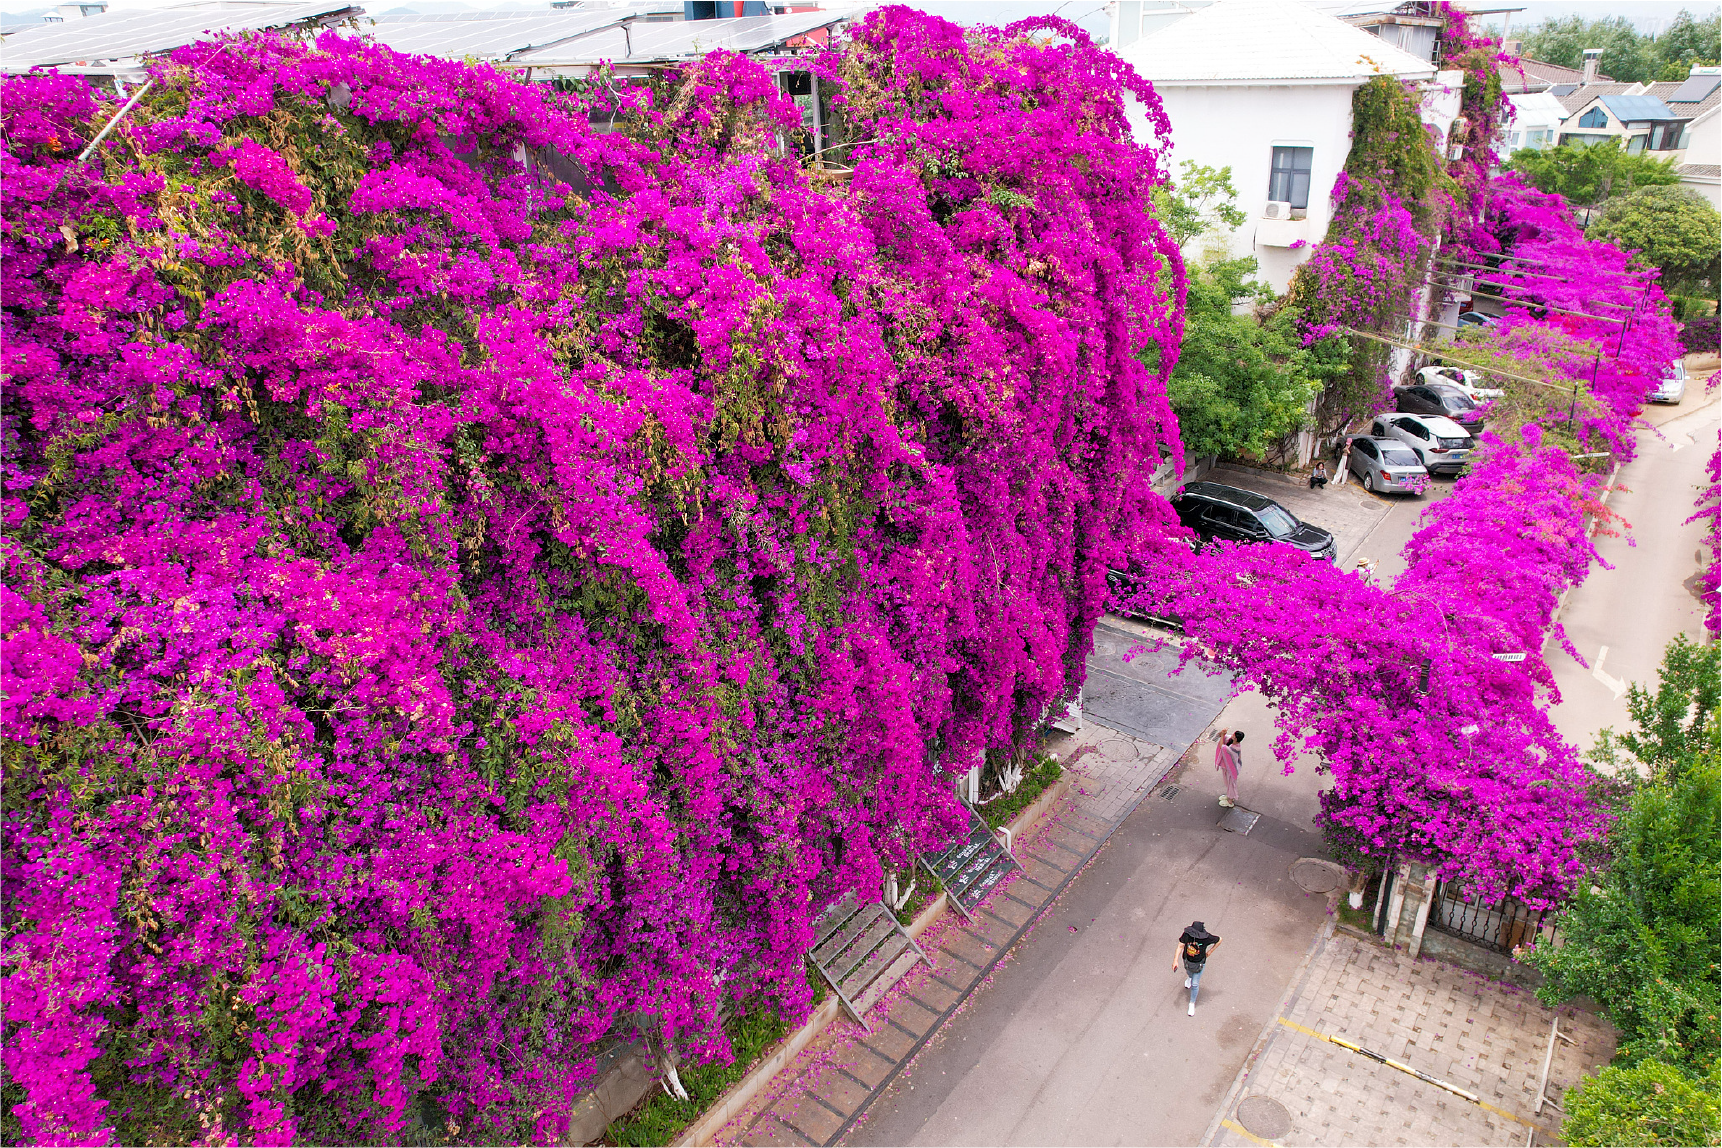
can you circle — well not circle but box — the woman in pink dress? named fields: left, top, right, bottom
left=1214, top=729, right=1244, bottom=808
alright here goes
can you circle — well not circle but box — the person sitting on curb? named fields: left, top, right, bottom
left=1172, top=921, right=1221, bottom=1016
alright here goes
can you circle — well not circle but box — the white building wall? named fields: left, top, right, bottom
left=1128, top=82, right=1360, bottom=294
left=1679, top=107, right=1721, bottom=209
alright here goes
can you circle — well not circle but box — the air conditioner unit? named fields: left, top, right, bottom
left=1263, top=200, right=1294, bottom=220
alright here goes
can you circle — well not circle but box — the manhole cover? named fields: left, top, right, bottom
left=1160, top=785, right=1180, bottom=800
left=1235, top=1094, right=1292, bottom=1140
left=1291, top=857, right=1346, bottom=893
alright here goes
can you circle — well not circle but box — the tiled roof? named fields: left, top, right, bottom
left=1500, top=57, right=1608, bottom=93
left=1558, top=83, right=1635, bottom=114
left=1117, top=0, right=1436, bottom=85
left=1632, top=79, right=1715, bottom=116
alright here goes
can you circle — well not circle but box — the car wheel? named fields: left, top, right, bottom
left=1363, top=472, right=1375, bottom=493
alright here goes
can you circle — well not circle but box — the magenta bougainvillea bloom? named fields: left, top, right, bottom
left=2, top=14, right=1185, bottom=1144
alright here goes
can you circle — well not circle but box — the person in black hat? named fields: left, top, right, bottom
left=1171, top=921, right=1221, bottom=1016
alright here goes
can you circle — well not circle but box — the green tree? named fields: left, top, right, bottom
left=1152, top=159, right=1247, bottom=248
left=1526, top=636, right=1721, bottom=1075
left=1519, top=14, right=1657, bottom=82
left=1509, top=138, right=1681, bottom=208
left=1563, top=1060, right=1721, bottom=1147
left=1166, top=257, right=1339, bottom=462
left=1652, top=9, right=1722, bottom=79
left=1589, top=185, right=1722, bottom=296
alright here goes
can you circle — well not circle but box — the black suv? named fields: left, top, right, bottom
left=1171, top=481, right=1337, bottom=562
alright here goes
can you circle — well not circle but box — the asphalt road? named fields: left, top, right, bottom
left=1337, top=393, right=1716, bottom=758
left=846, top=690, right=1333, bottom=1148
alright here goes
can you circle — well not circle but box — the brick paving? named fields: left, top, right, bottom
left=711, top=724, right=1180, bottom=1148
left=1207, top=932, right=1616, bottom=1148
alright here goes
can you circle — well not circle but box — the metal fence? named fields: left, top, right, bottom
left=1427, top=880, right=1560, bottom=954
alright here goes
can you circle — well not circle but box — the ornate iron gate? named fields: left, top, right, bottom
left=1427, top=880, right=1559, bottom=954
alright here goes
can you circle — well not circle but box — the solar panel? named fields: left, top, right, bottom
left=516, top=9, right=849, bottom=65
left=1669, top=72, right=1720, bottom=104
left=1598, top=93, right=1675, bottom=121
left=1, top=0, right=359, bottom=68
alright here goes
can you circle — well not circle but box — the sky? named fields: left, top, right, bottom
left=2, top=0, right=1715, bottom=40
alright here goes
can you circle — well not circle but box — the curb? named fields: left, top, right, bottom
left=671, top=770, right=1075, bottom=1148
left=1198, top=898, right=1341, bottom=1147
left=1542, top=458, right=1622, bottom=653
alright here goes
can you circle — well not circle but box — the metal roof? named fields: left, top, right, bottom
left=515, top=9, right=847, bottom=66
left=1597, top=93, right=1676, bottom=122
left=363, top=8, right=652, bottom=61
left=1, top=0, right=358, bottom=68
left=1118, top=0, right=1435, bottom=85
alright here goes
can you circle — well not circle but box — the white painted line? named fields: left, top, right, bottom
left=1592, top=646, right=1628, bottom=700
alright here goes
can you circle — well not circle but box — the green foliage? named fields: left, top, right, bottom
left=1168, top=257, right=1337, bottom=461
left=1344, top=75, right=1450, bottom=225
left=1562, top=1060, right=1720, bottom=1147
left=1589, top=185, right=1722, bottom=296
left=1653, top=9, right=1722, bottom=78
left=980, top=751, right=1063, bottom=830
left=1517, top=14, right=1658, bottom=82
left=1514, top=9, right=1719, bottom=84
left=1151, top=159, right=1247, bottom=248
left=607, top=1005, right=790, bottom=1147
left=1509, top=139, right=1681, bottom=209
left=1525, top=637, right=1721, bottom=1076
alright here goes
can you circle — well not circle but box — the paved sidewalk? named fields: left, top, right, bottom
left=712, top=723, right=1182, bottom=1147
left=1207, top=932, right=1616, bottom=1148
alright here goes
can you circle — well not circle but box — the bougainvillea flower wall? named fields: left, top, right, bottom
left=1, top=13, right=1186, bottom=1144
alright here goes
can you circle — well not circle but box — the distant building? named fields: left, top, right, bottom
left=1504, top=91, right=1564, bottom=153
left=1114, top=0, right=1457, bottom=294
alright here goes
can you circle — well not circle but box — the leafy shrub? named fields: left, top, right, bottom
left=1681, top=317, right=1720, bottom=356
left=1562, top=1060, right=1720, bottom=1147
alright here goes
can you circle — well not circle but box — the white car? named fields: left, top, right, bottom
left=1416, top=365, right=1504, bottom=402
left=1649, top=360, right=1686, bottom=404
left=1370, top=413, right=1476, bottom=476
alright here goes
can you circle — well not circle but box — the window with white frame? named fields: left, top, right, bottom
left=1268, top=146, right=1313, bottom=210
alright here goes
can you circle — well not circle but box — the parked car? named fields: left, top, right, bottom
left=1370, top=413, right=1475, bottom=476
left=1345, top=435, right=1430, bottom=495
left=1415, top=364, right=1503, bottom=402
left=1171, top=481, right=1337, bottom=562
left=1105, top=567, right=1184, bottom=630
left=1394, top=383, right=1486, bottom=434
left=1455, top=310, right=1495, bottom=330
left=1649, top=360, right=1687, bottom=404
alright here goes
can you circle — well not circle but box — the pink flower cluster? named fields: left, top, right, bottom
left=2, top=16, right=1183, bottom=1145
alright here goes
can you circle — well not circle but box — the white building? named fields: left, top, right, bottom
left=1504, top=91, right=1565, bottom=154
left=1677, top=105, right=1720, bottom=209
left=1115, top=0, right=1455, bottom=294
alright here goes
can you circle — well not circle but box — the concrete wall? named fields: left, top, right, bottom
left=1127, top=82, right=1360, bottom=294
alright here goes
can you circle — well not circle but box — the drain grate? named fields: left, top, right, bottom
left=1160, top=785, right=1180, bottom=800
left=1235, top=1094, right=1292, bottom=1140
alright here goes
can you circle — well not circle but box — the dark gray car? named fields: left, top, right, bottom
left=1345, top=435, right=1429, bottom=495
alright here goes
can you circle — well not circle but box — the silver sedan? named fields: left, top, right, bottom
left=1346, top=435, right=1430, bottom=495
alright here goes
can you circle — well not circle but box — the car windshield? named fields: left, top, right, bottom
left=1441, top=394, right=1474, bottom=411
left=1257, top=504, right=1298, bottom=538
left=1381, top=449, right=1421, bottom=466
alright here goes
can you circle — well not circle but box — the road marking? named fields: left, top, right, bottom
left=1591, top=646, right=1628, bottom=699
left=1274, top=1017, right=1547, bottom=1131
left=1221, top=1117, right=1278, bottom=1146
